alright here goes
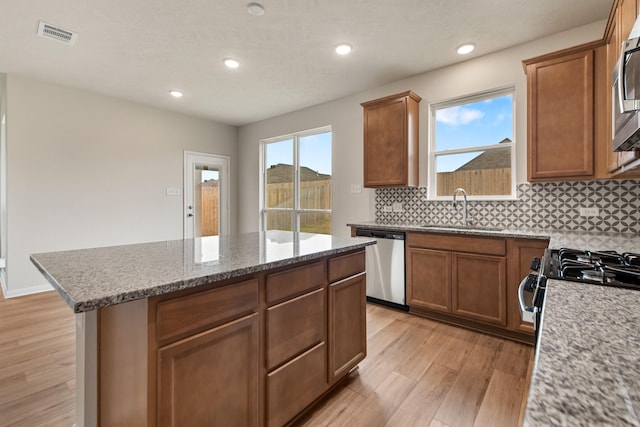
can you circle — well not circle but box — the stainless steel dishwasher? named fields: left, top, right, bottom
left=355, top=228, right=407, bottom=311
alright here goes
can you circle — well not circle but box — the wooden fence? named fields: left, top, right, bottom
left=199, top=183, right=219, bottom=236
left=436, top=168, right=511, bottom=196
left=265, top=180, right=331, bottom=233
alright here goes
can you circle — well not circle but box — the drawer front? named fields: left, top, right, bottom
left=328, top=250, right=366, bottom=283
left=156, top=279, right=258, bottom=344
left=266, top=261, right=325, bottom=305
left=406, top=232, right=506, bottom=256
left=266, top=342, right=327, bottom=427
left=266, top=288, right=326, bottom=370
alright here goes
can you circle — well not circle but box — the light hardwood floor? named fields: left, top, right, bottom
left=0, top=291, right=533, bottom=427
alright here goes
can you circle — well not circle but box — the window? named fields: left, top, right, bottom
left=261, top=127, right=332, bottom=234
left=429, top=88, right=515, bottom=200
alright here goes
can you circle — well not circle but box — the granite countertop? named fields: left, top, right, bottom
left=347, top=221, right=640, bottom=251
left=31, top=230, right=375, bottom=313
left=525, top=280, right=640, bottom=426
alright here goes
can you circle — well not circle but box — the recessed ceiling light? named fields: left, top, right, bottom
left=169, top=90, right=183, bottom=98
left=224, top=58, right=240, bottom=69
left=456, top=43, right=475, bottom=55
left=335, top=44, right=352, bottom=55
left=247, top=3, right=265, bottom=16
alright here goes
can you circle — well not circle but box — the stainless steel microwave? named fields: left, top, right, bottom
left=613, top=19, right=640, bottom=151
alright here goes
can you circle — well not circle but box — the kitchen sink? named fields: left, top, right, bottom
left=418, top=224, right=504, bottom=232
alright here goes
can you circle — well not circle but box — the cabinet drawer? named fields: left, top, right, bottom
left=266, top=288, right=325, bottom=370
left=156, top=279, right=258, bottom=344
left=266, top=342, right=327, bottom=427
left=328, top=250, right=365, bottom=283
left=266, top=261, right=325, bottom=305
left=406, top=232, right=505, bottom=256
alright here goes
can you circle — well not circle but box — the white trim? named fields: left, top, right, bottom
left=427, top=86, right=516, bottom=201
left=0, top=276, right=54, bottom=298
left=183, top=151, right=231, bottom=238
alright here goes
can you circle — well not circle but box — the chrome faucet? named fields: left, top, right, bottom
left=452, top=188, right=469, bottom=227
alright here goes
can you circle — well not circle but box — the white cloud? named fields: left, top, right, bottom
left=436, top=106, right=485, bottom=126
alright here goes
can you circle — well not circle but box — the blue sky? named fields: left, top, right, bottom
left=265, top=131, right=332, bottom=175
left=435, top=94, right=513, bottom=172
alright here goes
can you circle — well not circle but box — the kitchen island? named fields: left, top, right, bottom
left=31, top=230, right=375, bottom=427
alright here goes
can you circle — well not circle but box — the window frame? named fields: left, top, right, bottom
left=259, top=125, right=332, bottom=233
left=427, top=86, right=516, bottom=201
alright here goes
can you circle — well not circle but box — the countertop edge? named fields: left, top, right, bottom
left=32, top=239, right=375, bottom=313
left=347, top=222, right=552, bottom=240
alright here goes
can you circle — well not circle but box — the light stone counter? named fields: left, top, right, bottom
left=524, top=280, right=640, bottom=426
left=31, top=230, right=375, bottom=313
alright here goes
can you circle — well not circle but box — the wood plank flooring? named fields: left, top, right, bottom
left=0, top=292, right=533, bottom=427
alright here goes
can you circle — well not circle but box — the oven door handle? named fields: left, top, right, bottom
left=518, top=275, right=535, bottom=323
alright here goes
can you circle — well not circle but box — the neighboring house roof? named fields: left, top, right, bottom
left=454, top=138, right=511, bottom=171
left=266, top=163, right=331, bottom=183
left=201, top=179, right=219, bottom=187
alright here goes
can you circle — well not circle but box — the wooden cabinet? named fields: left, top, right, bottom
left=96, top=250, right=367, bottom=427
left=524, top=43, right=601, bottom=181
left=361, top=91, right=421, bottom=187
left=406, top=232, right=507, bottom=327
left=507, top=239, right=549, bottom=334
left=406, top=231, right=548, bottom=344
left=158, top=314, right=260, bottom=427
left=328, top=272, right=366, bottom=383
left=452, top=253, right=506, bottom=326
left=406, top=247, right=451, bottom=312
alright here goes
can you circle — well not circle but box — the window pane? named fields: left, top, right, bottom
left=435, top=147, right=512, bottom=196
left=265, top=139, right=294, bottom=208
left=265, top=211, right=293, bottom=231
left=300, top=212, right=332, bottom=235
left=435, top=94, right=513, bottom=151
left=300, top=132, right=332, bottom=210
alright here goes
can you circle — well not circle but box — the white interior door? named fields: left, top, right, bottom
left=184, top=151, right=230, bottom=239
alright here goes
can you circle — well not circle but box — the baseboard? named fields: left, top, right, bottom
left=0, top=274, right=53, bottom=298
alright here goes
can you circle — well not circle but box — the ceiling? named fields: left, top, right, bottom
left=0, top=0, right=611, bottom=126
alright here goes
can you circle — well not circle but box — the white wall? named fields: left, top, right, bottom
left=5, top=75, right=237, bottom=295
left=237, top=20, right=606, bottom=236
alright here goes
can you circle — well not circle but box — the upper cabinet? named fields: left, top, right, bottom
left=361, top=91, right=421, bottom=187
left=524, top=0, right=640, bottom=182
left=524, top=43, right=603, bottom=181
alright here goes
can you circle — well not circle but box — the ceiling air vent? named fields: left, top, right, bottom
left=37, top=21, right=78, bottom=45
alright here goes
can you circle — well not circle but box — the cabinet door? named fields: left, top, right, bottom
left=363, top=96, right=408, bottom=186
left=507, top=240, right=548, bottom=334
left=157, top=314, right=259, bottom=427
left=406, top=247, right=451, bottom=313
left=328, top=273, right=366, bottom=383
left=608, top=10, right=621, bottom=173
left=527, top=49, right=595, bottom=180
left=452, top=253, right=506, bottom=326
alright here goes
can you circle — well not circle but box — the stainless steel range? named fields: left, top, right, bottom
left=519, top=247, right=640, bottom=343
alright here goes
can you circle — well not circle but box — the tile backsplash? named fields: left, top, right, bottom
left=375, top=180, right=640, bottom=234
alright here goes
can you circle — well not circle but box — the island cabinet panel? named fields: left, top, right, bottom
left=157, top=313, right=259, bottom=427
left=328, top=272, right=367, bottom=383
left=266, top=287, right=326, bottom=370
left=265, top=261, right=325, bottom=305
left=156, top=278, right=258, bottom=344
left=266, top=342, right=327, bottom=427
left=451, top=253, right=507, bottom=326
left=406, top=247, right=452, bottom=313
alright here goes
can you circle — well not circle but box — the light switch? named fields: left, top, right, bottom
left=350, top=184, right=362, bottom=193
left=166, top=187, right=181, bottom=196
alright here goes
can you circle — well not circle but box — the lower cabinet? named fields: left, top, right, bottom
left=452, top=253, right=506, bottom=326
left=406, top=232, right=544, bottom=344
left=157, top=314, right=260, bottom=427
